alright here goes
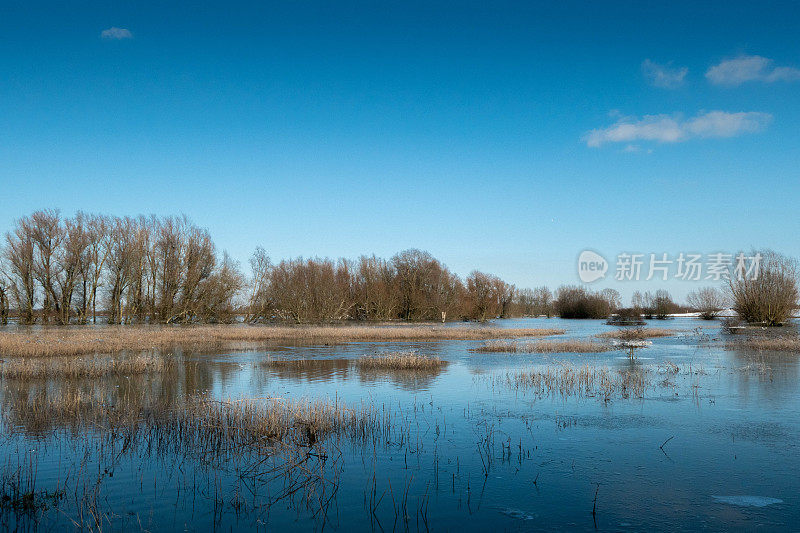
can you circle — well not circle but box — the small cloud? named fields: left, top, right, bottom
left=622, top=144, right=640, bottom=152
left=100, top=27, right=133, bottom=40
left=706, top=55, right=800, bottom=86
left=585, top=110, right=772, bottom=148
left=642, top=59, right=688, bottom=89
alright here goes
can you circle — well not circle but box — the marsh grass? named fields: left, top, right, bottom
left=2, top=389, right=390, bottom=450
left=0, top=354, right=170, bottom=380
left=499, top=363, right=649, bottom=399
left=473, top=339, right=614, bottom=354
left=0, top=325, right=565, bottom=357
left=726, top=335, right=800, bottom=353
left=260, top=351, right=447, bottom=372
left=0, top=389, right=390, bottom=528
left=595, top=327, right=676, bottom=340
left=354, top=351, right=446, bottom=370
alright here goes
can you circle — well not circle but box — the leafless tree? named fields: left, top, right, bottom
left=728, top=250, right=798, bottom=326
left=687, top=286, right=728, bottom=319
left=466, top=271, right=502, bottom=321
left=353, top=255, right=398, bottom=321
left=5, top=216, right=37, bottom=324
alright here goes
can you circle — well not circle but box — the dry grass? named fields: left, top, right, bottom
left=0, top=354, right=170, bottom=379
left=596, top=327, right=676, bottom=340
left=499, top=363, right=649, bottom=399
left=0, top=325, right=565, bottom=357
left=473, top=339, right=614, bottom=354
left=354, top=351, right=446, bottom=370
left=725, top=335, right=800, bottom=353
left=2, top=389, right=389, bottom=449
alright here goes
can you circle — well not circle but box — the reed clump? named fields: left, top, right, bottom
left=0, top=354, right=170, bottom=380
left=501, top=364, right=649, bottom=399
left=2, top=390, right=390, bottom=449
left=354, top=351, right=446, bottom=370
left=596, top=328, right=676, bottom=340
left=474, top=339, right=614, bottom=354
left=0, top=325, right=565, bottom=357
left=725, top=335, right=800, bottom=353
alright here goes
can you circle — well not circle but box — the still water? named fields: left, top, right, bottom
left=1, top=318, right=798, bottom=531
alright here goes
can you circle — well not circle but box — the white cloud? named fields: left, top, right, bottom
left=641, top=59, right=688, bottom=88
left=100, top=27, right=133, bottom=40
left=585, top=111, right=772, bottom=148
left=706, top=55, right=800, bottom=86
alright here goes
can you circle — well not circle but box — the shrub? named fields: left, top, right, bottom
left=607, top=307, right=645, bottom=325
left=728, top=250, right=799, bottom=326
left=554, top=286, right=613, bottom=319
left=687, top=287, right=728, bottom=320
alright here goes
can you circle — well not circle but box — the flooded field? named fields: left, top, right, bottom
left=1, top=318, right=798, bottom=531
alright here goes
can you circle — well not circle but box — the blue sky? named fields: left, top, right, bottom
left=2, top=1, right=799, bottom=301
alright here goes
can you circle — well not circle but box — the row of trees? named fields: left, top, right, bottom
left=0, top=212, right=535, bottom=324
left=246, top=248, right=524, bottom=323
left=0, top=211, right=243, bottom=325
left=1, top=212, right=797, bottom=325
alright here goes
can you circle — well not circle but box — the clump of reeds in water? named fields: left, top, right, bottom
left=2, top=389, right=390, bottom=450
left=0, top=325, right=566, bottom=357
left=474, top=339, right=614, bottom=354
left=725, top=335, right=800, bottom=353
left=595, top=327, right=676, bottom=341
left=0, top=354, right=170, bottom=380
left=259, top=358, right=318, bottom=368
left=354, top=351, right=446, bottom=370
left=500, top=363, right=649, bottom=400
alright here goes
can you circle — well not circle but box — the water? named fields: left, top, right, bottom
left=1, top=318, right=798, bottom=531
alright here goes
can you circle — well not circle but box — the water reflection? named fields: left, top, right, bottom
left=1, top=318, right=799, bottom=531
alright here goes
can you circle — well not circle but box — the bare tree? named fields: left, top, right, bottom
left=392, top=249, right=445, bottom=321
left=728, top=250, right=798, bottom=326
left=5, top=217, right=37, bottom=324
left=30, top=209, right=65, bottom=323
left=466, top=271, right=502, bottom=321
left=0, top=251, right=9, bottom=324
left=106, top=217, right=137, bottom=324
left=353, top=255, right=398, bottom=321
left=247, top=246, right=273, bottom=322
left=687, top=286, right=728, bottom=320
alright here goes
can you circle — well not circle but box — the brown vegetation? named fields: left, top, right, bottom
left=2, top=211, right=243, bottom=325
left=497, top=364, right=648, bottom=399
left=474, top=339, right=614, bottom=353
left=0, top=354, right=169, bottom=379
left=687, top=286, right=728, bottom=320
left=2, top=389, right=390, bottom=449
left=725, top=335, right=800, bottom=353
left=631, top=289, right=682, bottom=319
left=354, top=351, right=446, bottom=370
left=596, top=328, right=676, bottom=340
left=728, top=250, right=799, bottom=326
left=554, top=286, right=618, bottom=319
left=0, top=325, right=565, bottom=357
left=0, top=212, right=553, bottom=325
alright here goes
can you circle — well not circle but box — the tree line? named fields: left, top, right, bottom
left=2, top=211, right=794, bottom=326
left=0, top=210, right=554, bottom=325
left=0, top=211, right=243, bottom=325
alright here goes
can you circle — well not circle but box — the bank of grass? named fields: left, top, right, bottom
left=595, top=328, right=677, bottom=341
left=0, top=354, right=170, bottom=379
left=3, top=389, right=390, bottom=450
left=0, top=325, right=565, bottom=358
left=726, top=335, right=800, bottom=353
left=354, top=351, right=446, bottom=370
left=473, top=339, right=615, bottom=354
